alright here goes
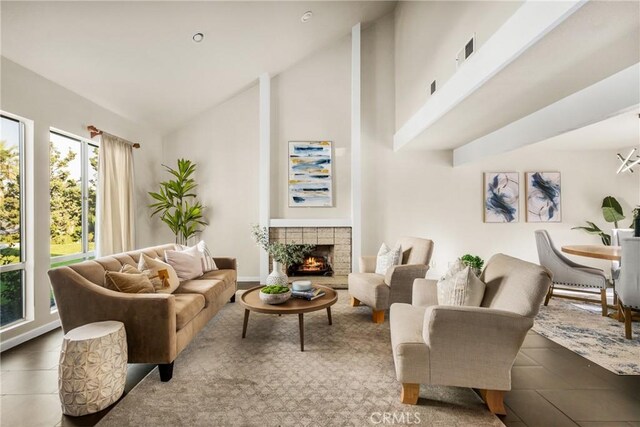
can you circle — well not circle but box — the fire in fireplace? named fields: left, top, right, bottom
left=289, top=252, right=333, bottom=276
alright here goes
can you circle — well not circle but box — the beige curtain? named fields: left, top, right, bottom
left=98, top=133, right=135, bottom=256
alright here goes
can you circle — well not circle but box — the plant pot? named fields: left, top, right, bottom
left=635, top=216, right=640, bottom=237
left=259, top=289, right=292, bottom=305
left=266, top=261, right=289, bottom=286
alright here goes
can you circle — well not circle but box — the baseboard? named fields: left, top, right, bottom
left=238, top=276, right=260, bottom=283
left=0, top=319, right=61, bottom=352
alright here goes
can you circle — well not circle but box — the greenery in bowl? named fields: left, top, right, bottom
left=260, top=285, right=290, bottom=294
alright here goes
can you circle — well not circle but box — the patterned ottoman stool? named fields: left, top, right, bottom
left=58, top=321, right=127, bottom=416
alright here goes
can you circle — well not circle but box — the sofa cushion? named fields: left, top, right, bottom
left=375, top=243, right=402, bottom=275
left=139, top=253, right=180, bottom=294
left=174, top=294, right=205, bottom=330
left=104, top=271, right=155, bottom=294
left=165, top=246, right=204, bottom=280
left=175, top=279, right=228, bottom=308
left=348, top=272, right=389, bottom=310
left=200, top=269, right=237, bottom=287
left=437, top=261, right=485, bottom=307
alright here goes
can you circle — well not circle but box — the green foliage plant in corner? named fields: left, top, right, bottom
left=572, top=196, right=626, bottom=246
left=149, top=159, right=207, bottom=245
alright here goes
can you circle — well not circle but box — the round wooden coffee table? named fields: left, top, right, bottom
left=239, top=285, right=338, bottom=351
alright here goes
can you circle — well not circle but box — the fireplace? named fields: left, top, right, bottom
left=269, top=227, right=351, bottom=277
left=288, top=245, right=334, bottom=276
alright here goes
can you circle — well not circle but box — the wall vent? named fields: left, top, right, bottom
left=456, top=34, right=476, bottom=68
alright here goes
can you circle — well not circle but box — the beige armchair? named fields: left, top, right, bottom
left=389, top=254, right=551, bottom=414
left=348, top=237, right=433, bottom=323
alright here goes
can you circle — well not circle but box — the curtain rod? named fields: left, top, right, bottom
left=87, top=125, right=141, bottom=148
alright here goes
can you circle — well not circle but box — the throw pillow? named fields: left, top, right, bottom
left=375, top=243, right=402, bottom=275
left=104, top=271, right=155, bottom=294
left=120, top=264, right=166, bottom=291
left=165, top=245, right=204, bottom=280
left=138, top=253, right=180, bottom=293
left=175, top=240, right=218, bottom=272
left=436, top=260, right=486, bottom=306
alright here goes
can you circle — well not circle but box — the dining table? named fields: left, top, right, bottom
left=561, top=245, right=621, bottom=261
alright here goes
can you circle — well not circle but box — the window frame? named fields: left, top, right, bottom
left=0, top=111, right=34, bottom=331
left=49, top=128, right=100, bottom=266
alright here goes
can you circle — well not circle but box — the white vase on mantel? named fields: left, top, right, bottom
left=266, top=261, right=289, bottom=286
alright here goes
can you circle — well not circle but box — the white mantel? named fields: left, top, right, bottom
left=269, top=218, right=352, bottom=228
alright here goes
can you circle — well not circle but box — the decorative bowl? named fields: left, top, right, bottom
left=259, top=287, right=292, bottom=305
left=292, top=280, right=312, bottom=292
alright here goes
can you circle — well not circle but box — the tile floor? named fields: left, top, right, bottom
left=1, top=286, right=639, bottom=427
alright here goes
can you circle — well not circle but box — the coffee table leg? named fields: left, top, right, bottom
left=327, top=307, right=332, bottom=325
left=242, top=309, right=250, bottom=338
left=298, top=313, right=304, bottom=352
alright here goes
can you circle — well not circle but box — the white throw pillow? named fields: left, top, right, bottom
left=375, top=243, right=402, bottom=275
left=176, top=241, right=218, bottom=272
left=138, top=253, right=180, bottom=294
left=164, top=246, right=204, bottom=281
left=437, top=260, right=486, bottom=306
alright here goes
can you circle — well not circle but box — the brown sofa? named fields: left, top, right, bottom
left=48, top=244, right=237, bottom=381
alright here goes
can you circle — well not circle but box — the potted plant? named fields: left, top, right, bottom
left=148, top=159, right=207, bottom=245
left=573, top=196, right=626, bottom=245
left=632, top=206, right=640, bottom=237
left=252, top=225, right=315, bottom=286
left=460, top=254, right=484, bottom=276
left=259, top=285, right=292, bottom=305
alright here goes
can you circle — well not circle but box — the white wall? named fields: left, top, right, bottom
left=394, top=0, right=522, bottom=128
left=0, top=57, right=163, bottom=344
left=162, top=85, right=261, bottom=279
left=270, top=36, right=352, bottom=219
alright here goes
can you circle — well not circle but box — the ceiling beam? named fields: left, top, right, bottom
left=453, top=62, right=640, bottom=166
left=393, top=0, right=586, bottom=152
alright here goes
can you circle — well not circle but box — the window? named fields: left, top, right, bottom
left=0, top=115, right=26, bottom=327
left=49, top=131, right=99, bottom=276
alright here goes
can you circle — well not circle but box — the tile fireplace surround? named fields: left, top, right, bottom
left=269, top=227, right=352, bottom=277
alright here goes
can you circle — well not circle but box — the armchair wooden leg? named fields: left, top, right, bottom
left=350, top=296, right=361, bottom=307
left=623, top=305, right=633, bottom=339
left=479, top=389, right=506, bottom=415
left=544, top=284, right=553, bottom=306
left=372, top=310, right=385, bottom=324
left=600, top=289, right=608, bottom=317
left=400, top=383, right=419, bottom=405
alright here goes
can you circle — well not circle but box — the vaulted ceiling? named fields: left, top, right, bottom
left=1, top=1, right=395, bottom=133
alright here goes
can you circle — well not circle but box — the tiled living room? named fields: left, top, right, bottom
left=1, top=1, right=639, bottom=426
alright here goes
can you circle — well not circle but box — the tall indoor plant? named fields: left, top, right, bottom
left=573, top=196, right=626, bottom=246
left=149, top=159, right=207, bottom=245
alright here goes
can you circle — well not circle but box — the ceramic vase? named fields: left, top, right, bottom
left=266, top=261, right=289, bottom=286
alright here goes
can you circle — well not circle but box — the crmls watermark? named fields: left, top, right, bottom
left=370, top=412, right=422, bottom=425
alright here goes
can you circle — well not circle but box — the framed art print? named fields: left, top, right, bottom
left=526, top=172, right=561, bottom=222
left=483, top=172, right=519, bottom=223
left=288, top=141, right=333, bottom=207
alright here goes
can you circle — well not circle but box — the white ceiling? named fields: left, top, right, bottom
left=529, top=109, right=640, bottom=152
left=406, top=0, right=640, bottom=151
left=0, top=1, right=395, bottom=134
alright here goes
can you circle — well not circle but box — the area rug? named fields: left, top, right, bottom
left=99, top=290, right=502, bottom=427
left=533, top=298, right=640, bottom=375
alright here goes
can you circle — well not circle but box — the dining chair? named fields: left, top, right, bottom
left=535, top=230, right=610, bottom=316
left=611, top=229, right=634, bottom=283
left=616, top=237, right=640, bottom=339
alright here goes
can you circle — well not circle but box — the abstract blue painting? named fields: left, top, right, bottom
left=484, top=172, right=519, bottom=223
left=289, top=141, right=332, bottom=207
left=526, top=172, right=561, bottom=222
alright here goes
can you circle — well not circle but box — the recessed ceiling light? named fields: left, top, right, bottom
left=301, top=11, right=313, bottom=23
left=192, top=33, right=204, bottom=43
